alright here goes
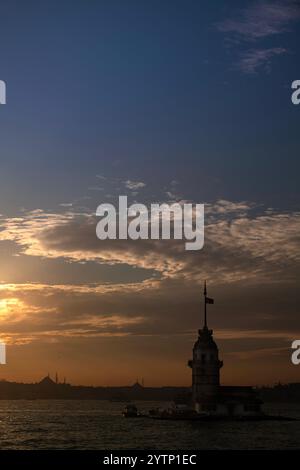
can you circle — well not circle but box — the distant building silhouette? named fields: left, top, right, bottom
left=131, top=380, right=144, bottom=392
left=39, top=375, right=56, bottom=387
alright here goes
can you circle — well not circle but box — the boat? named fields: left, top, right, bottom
left=122, top=403, right=142, bottom=418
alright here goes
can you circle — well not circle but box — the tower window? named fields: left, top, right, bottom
left=201, top=354, right=206, bottom=363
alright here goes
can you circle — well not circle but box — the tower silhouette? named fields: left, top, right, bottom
left=188, top=282, right=223, bottom=408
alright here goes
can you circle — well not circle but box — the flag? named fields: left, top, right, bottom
left=205, top=297, right=214, bottom=304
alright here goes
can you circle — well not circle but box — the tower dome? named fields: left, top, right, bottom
left=193, top=325, right=218, bottom=352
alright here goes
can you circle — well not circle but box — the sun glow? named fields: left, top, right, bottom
left=0, top=298, right=21, bottom=319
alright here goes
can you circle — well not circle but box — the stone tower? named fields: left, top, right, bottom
left=188, top=282, right=223, bottom=406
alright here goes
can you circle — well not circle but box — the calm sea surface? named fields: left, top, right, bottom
left=0, top=400, right=299, bottom=450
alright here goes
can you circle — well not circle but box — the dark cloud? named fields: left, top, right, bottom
left=217, top=1, right=300, bottom=41
left=237, top=47, right=287, bottom=73
left=216, top=0, right=300, bottom=73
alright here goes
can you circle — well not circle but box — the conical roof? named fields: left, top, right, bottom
left=193, top=326, right=218, bottom=351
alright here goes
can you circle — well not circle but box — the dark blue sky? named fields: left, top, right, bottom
left=0, top=0, right=300, bottom=214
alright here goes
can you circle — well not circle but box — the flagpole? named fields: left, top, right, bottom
left=204, top=280, right=207, bottom=328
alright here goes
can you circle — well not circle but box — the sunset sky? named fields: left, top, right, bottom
left=0, top=0, right=300, bottom=386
